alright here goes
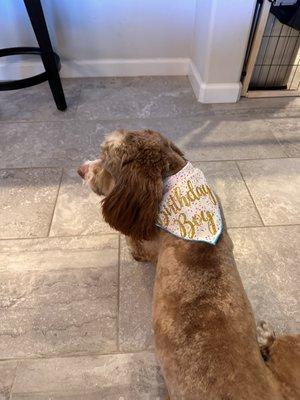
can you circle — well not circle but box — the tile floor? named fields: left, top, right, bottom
left=0, top=77, right=299, bottom=399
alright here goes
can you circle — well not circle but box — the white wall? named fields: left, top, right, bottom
left=190, top=0, right=212, bottom=83
left=0, top=0, right=195, bottom=78
left=189, top=0, right=256, bottom=102
left=1, top=0, right=257, bottom=103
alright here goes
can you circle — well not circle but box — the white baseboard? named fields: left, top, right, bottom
left=0, top=57, right=189, bottom=80
left=188, top=61, right=241, bottom=103
left=188, top=61, right=202, bottom=100
left=61, top=57, right=189, bottom=77
left=0, top=57, right=241, bottom=103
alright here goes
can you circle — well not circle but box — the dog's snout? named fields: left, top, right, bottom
left=77, top=163, right=89, bottom=179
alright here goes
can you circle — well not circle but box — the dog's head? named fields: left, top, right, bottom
left=78, top=129, right=185, bottom=240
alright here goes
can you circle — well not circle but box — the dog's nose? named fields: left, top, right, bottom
left=77, top=163, right=89, bottom=179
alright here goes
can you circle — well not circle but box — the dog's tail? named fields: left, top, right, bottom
left=257, top=321, right=300, bottom=399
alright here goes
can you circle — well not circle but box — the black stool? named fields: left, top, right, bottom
left=0, top=0, right=67, bottom=111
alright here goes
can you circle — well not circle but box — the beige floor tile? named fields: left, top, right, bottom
left=230, top=225, right=300, bottom=334
left=119, top=237, right=155, bottom=352
left=143, top=116, right=286, bottom=161
left=11, top=352, right=166, bottom=400
left=268, top=117, right=300, bottom=157
left=0, top=115, right=288, bottom=170
left=238, top=158, right=300, bottom=225
left=0, top=235, right=119, bottom=358
left=212, top=96, right=300, bottom=118
left=0, top=79, right=81, bottom=122
left=0, top=361, right=18, bottom=400
left=50, top=168, right=115, bottom=236
left=194, top=161, right=262, bottom=227
left=76, top=76, right=212, bottom=120
left=0, top=234, right=118, bottom=272
left=0, top=168, right=62, bottom=239
left=0, top=120, right=101, bottom=169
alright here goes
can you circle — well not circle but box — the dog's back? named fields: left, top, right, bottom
left=153, top=231, right=286, bottom=400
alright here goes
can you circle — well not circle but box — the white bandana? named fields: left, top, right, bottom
left=156, top=162, right=223, bottom=245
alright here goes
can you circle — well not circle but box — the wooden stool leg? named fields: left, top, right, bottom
left=23, top=0, right=67, bottom=110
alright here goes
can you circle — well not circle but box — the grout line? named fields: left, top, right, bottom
left=192, top=156, right=297, bottom=163
left=210, top=110, right=300, bottom=117
left=72, top=80, right=84, bottom=116
left=8, top=361, right=19, bottom=400
left=0, top=224, right=299, bottom=245
left=1, top=156, right=299, bottom=172
left=0, top=266, right=119, bottom=275
left=0, top=232, right=118, bottom=243
left=228, top=225, right=264, bottom=230
left=235, top=161, right=265, bottom=227
left=258, top=223, right=300, bottom=228
left=116, top=234, right=121, bottom=351
left=0, top=166, right=64, bottom=171
left=0, top=225, right=297, bottom=263
left=0, top=108, right=299, bottom=126
left=270, top=131, right=296, bottom=159
left=266, top=124, right=292, bottom=158
left=228, top=223, right=300, bottom=230
left=0, top=247, right=118, bottom=255
left=0, top=114, right=214, bottom=126
left=0, top=347, right=155, bottom=363
left=46, top=169, right=64, bottom=237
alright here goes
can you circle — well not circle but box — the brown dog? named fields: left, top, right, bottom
left=78, top=129, right=300, bottom=400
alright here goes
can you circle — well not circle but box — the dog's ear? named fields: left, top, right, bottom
left=101, top=160, right=163, bottom=240
left=169, top=140, right=185, bottom=158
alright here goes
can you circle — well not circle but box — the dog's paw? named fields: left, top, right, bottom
left=257, top=320, right=275, bottom=346
left=131, top=251, right=151, bottom=263
left=257, top=320, right=275, bottom=361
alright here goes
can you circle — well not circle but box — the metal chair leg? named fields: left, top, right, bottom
left=23, top=0, right=67, bottom=110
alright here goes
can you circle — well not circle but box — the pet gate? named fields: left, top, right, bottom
left=242, top=0, right=300, bottom=97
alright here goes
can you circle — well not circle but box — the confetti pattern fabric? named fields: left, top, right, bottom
left=156, top=162, right=223, bottom=245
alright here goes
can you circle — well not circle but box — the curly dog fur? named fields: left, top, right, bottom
left=78, top=129, right=300, bottom=400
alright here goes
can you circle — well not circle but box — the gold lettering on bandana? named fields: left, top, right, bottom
left=157, top=166, right=222, bottom=244
left=174, top=211, right=217, bottom=240
left=158, top=180, right=217, bottom=227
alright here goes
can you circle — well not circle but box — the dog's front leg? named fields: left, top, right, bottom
left=125, top=236, right=159, bottom=264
